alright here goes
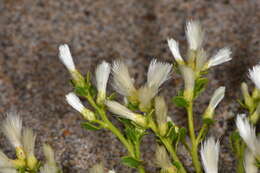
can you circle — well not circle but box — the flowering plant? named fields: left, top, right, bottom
left=58, top=20, right=259, bottom=173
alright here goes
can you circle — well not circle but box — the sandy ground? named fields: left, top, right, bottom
left=0, top=0, right=259, bottom=172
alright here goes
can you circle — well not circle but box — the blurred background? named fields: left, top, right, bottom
left=0, top=0, right=259, bottom=172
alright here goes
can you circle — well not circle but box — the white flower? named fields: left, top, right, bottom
left=248, top=65, right=260, bottom=89
left=2, top=112, right=23, bottom=148
left=105, top=100, right=146, bottom=126
left=112, top=61, right=136, bottom=97
left=66, top=92, right=85, bottom=113
left=180, top=66, right=195, bottom=90
left=22, top=128, right=36, bottom=157
left=138, top=86, right=157, bottom=112
left=0, top=150, right=14, bottom=168
left=95, top=61, right=111, bottom=103
left=200, top=137, right=220, bottom=173
left=65, top=92, right=95, bottom=121
left=236, top=114, right=259, bottom=156
left=155, top=145, right=172, bottom=169
left=209, top=87, right=225, bottom=109
left=167, top=39, right=184, bottom=64
left=244, top=150, right=258, bottom=173
left=186, top=20, right=204, bottom=50
left=208, top=48, right=232, bottom=68
left=58, top=44, right=76, bottom=71
left=43, top=144, right=56, bottom=165
left=105, top=100, right=138, bottom=121
left=147, top=59, right=172, bottom=90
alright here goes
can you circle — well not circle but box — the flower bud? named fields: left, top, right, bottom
left=155, top=96, right=168, bottom=136
left=241, top=82, right=254, bottom=109
left=180, top=66, right=195, bottom=101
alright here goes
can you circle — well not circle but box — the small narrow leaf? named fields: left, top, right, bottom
left=172, top=96, right=189, bottom=108
left=203, top=118, right=215, bottom=125
left=81, top=122, right=101, bottom=131
left=121, top=156, right=141, bottom=168
left=194, top=78, right=208, bottom=98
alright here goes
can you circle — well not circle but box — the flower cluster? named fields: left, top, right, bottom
left=0, top=112, right=60, bottom=173
left=58, top=20, right=259, bottom=173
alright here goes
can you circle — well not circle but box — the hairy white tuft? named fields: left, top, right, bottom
left=167, top=39, right=184, bottom=63
left=155, top=145, right=172, bottom=168
left=147, top=59, right=172, bottom=90
left=200, top=137, right=220, bottom=173
left=22, top=128, right=36, bottom=156
left=248, top=65, right=260, bottom=89
left=138, top=86, right=157, bottom=111
left=0, top=168, right=17, bottom=173
left=2, top=112, right=23, bottom=148
left=40, top=163, right=58, bottom=173
left=112, top=61, right=136, bottom=96
left=66, top=92, right=85, bottom=113
left=58, top=44, right=75, bottom=71
left=209, top=87, right=225, bottom=109
left=186, top=20, right=204, bottom=50
left=208, top=48, right=232, bottom=67
left=236, top=114, right=258, bottom=155
left=95, top=61, right=111, bottom=94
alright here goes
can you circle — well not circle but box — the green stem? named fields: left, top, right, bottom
left=236, top=141, right=246, bottom=173
left=196, top=124, right=208, bottom=145
left=160, top=137, right=187, bottom=173
left=187, top=103, right=202, bottom=173
left=85, top=94, right=145, bottom=172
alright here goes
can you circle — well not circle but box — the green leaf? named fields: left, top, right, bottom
left=194, top=78, right=208, bottom=98
left=74, top=86, right=88, bottom=96
left=107, top=92, right=117, bottom=100
left=172, top=96, right=189, bottom=108
left=203, top=118, right=215, bottom=125
left=81, top=122, right=101, bottom=131
left=121, top=156, right=141, bottom=168
left=178, top=127, right=187, bottom=141
left=230, top=131, right=242, bottom=156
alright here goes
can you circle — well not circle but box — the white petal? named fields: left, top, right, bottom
left=208, top=48, right=232, bottom=67
left=186, top=20, right=204, bottom=50
left=58, top=44, right=75, bottom=71
left=105, top=100, right=137, bottom=121
left=248, top=65, right=260, bottom=89
left=112, top=61, right=136, bottom=96
left=22, top=128, right=36, bottom=156
left=147, top=59, right=172, bottom=90
left=66, top=92, right=85, bottom=113
left=180, top=66, right=195, bottom=90
left=167, top=39, right=183, bottom=63
left=95, top=61, right=111, bottom=93
left=200, top=137, right=220, bottom=173
left=209, top=87, right=225, bottom=109
left=236, top=114, right=257, bottom=153
left=2, top=112, right=22, bottom=148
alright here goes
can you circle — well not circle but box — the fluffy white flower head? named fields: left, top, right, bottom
left=2, top=112, right=23, bottom=148
left=112, top=61, right=136, bottom=96
left=209, top=86, right=225, bottom=109
left=59, top=44, right=76, bottom=71
left=22, top=128, right=36, bottom=156
left=147, top=59, right=172, bottom=90
left=248, top=65, right=260, bottom=89
left=208, top=48, right=232, bottom=67
left=186, top=20, right=204, bottom=50
left=95, top=61, right=111, bottom=102
left=66, top=92, right=85, bottom=113
left=236, top=114, right=258, bottom=155
left=200, top=137, right=220, bottom=173
left=167, top=39, right=184, bottom=64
